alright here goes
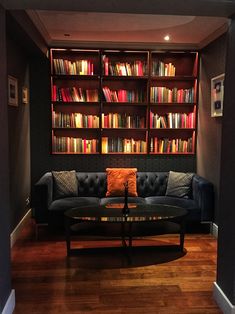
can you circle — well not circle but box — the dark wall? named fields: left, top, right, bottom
left=197, top=33, right=227, bottom=224
left=0, top=4, right=12, bottom=312
left=7, top=34, right=31, bottom=230
left=30, top=53, right=196, bottom=188
left=216, top=18, right=235, bottom=305
left=6, top=11, right=48, bottom=231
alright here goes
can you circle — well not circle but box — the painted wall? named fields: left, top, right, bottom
left=7, top=34, right=30, bottom=231
left=7, top=34, right=31, bottom=230
left=0, top=5, right=12, bottom=313
left=216, top=18, right=235, bottom=306
left=5, top=11, right=48, bottom=231
left=197, top=33, right=227, bottom=224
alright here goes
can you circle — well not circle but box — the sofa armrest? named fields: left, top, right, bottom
left=192, top=175, right=214, bottom=222
left=32, top=172, right=53, bottom=224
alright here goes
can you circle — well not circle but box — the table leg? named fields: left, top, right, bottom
left=65, top=216, right=71, bottom=256
left=179, top=219, right=185, bottom=251
left=128, top=222, right=133, bottom=248
left=121, top=221, right=127, bottom=247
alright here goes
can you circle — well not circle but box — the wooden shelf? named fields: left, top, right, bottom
left=102, top=75, right=148, bottom=80
left=50, top=48, right=198, bottom=155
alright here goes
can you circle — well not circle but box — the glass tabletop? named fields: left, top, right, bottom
left=64, top=203, right=188, bottom=223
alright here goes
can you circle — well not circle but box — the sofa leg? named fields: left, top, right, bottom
left=35, top=223, right=48, bottom=240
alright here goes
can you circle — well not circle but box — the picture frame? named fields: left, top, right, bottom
left=8, top=75, right=18, bottom=107
left=22, top=86, right=29, bottom=105
left=211, top=73, right=225, bottom=117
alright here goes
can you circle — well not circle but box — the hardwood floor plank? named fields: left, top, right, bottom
left=11, top=220, right=222, bottom=313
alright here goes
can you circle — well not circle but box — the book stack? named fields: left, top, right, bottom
left=52, top=86, right=99, bottom=102
left=150, top=86, right=194, bottom=103
left=52, top=112, right=99, bottom=128
left=150, top=112, right=195, bottom=128
left=102, top=87, right=144, bottom=103
left=150, top=137, right=193, bottom=153
left=101, top=113, right=145, bottom=128
left=103, top=56, right=147, bottom=76
left=152, top=60, right=176, bottom=76
left=53, top=59, right=94, bottom=75
left=53, top=136, right=98, bottom=153
left=102, top=137, right=147, bottom=153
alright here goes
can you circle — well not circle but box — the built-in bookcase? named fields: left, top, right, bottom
left=50, top=48, right=198, bottom=155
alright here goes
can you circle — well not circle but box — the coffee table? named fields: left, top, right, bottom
left=64, top=203, right=188, bottom=256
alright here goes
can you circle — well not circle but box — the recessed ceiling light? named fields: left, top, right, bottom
left=164, top=35, right=170, bottom=41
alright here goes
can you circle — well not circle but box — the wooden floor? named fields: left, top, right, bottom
left=11, top=220, right=222, bottom=314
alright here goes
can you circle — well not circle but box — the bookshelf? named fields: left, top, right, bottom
left=149, top=51, right=198, bottom=154
left=50, top=49, right=198, bottom=155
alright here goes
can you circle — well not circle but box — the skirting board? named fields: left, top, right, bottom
left=10, top=209, right=31, bottom=248
left=211, top=223, right=218, bottom=238
left=2, top=290, right=15, bottom=314
left=213, top=282, right=235, bottom=314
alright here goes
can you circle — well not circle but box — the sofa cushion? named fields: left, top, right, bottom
left=100, top=196, right=145, bottom=206
left=52, top=170, right=78, bottom=200
left=166, top=171, right=193, bottom=199
left=145, top=196, right=200, bottom=221
left=137, top=172, right=168, bottom=197
left=106, top=168, right=138, bottom=197
left=49, top=197, right=100, bottom=211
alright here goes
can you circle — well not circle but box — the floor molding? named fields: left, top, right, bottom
left=211, top=223, right=218, bottom=238
left=2, top=290, right=15, bottom=314
left=213, top=282, right=235, bottom=314
left=10, top=209, right=31, bottom=248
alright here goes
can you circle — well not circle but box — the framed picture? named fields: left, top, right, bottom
left=211, top=73, right=225, bottom=117
left=8, top=75, right=18, bottom=107
left=22, top=86, right=29, bottom=104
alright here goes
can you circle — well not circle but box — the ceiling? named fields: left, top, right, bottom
left=0, top=0, right=233, bottom=49
left=26, top=10, right=229, bottom=49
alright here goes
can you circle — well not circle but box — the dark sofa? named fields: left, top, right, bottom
left=33, top=171, right=214, bottom=230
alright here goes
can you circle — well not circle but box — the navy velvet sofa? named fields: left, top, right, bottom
left=32, top=171, right=214, bottom=230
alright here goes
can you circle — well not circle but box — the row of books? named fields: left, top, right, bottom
left=149, top=112, right=195, bottom=129
left=53, top=58, right=95, bottom=75
left=152, top=61, right=176, bottom=77
left=150, top=137, right=193, bottom=153
left=102, top=86, right=145, bottom=103
left=101, top=113, right=145, bottom=128
left=150, top=87, right=194, bottom=103
left=102, top=137, right=147, bottom=153
left=52, top=85, right=99, bottom=102
left=52, top=112, right=100, bottom=128
left=102, top=56, right=147, bottom=76
left=52, top=136, right=98, bottom=153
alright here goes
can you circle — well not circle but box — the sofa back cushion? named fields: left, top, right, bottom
left=76, top=172, right=107, bottom=197
left=57, top=171, right=178, bottom=198
left=137, top=172, right=168, bottom=197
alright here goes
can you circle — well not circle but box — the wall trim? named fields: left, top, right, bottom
left=10, top=209, right=31, bottom=248
left=2, top=290, right=15, bottom=314
left=213, top=282, right=235, bottom=314
left=211, top=223, right=218, bottom=238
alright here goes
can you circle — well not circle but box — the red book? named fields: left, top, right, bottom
left=83, top=139, right=87, bottom=153
left=52, top=85, right=56, bottom=101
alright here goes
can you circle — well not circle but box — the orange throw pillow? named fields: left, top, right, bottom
left=106, top=168, right=138, bottom=197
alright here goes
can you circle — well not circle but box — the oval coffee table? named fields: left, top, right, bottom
left=64, top=203, right=188, bottom=256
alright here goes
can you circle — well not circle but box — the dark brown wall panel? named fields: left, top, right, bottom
left=0, top=4, right=12, bottom=313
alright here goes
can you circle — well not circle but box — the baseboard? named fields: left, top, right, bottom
left=213, top=282, right=235, bottom=314
left=10, top=209, right=31, bottom=248
left=1, top=290, right=15, bottom=314
left=211, top=223, right=218, bottom=238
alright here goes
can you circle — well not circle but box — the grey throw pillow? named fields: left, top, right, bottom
left=165, top=171, right=193, bottom=199
left=52, top=170, right=78, bottom=200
